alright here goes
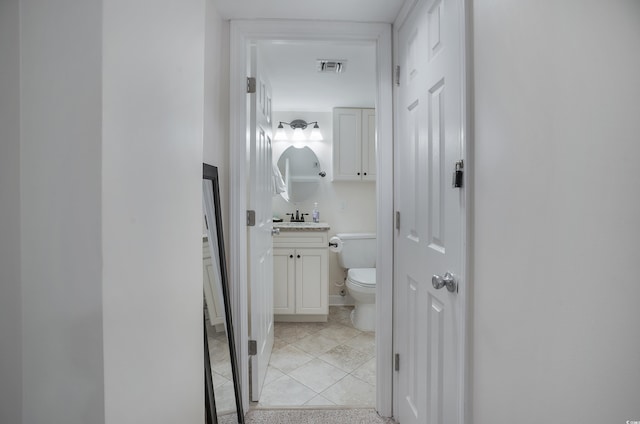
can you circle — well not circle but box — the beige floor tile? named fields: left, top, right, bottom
left=304, top=394, right=336, bottom=406
left=292, top=333, right=340, bottom=356
left=273, top=337, right=289, bottom=351
left=296, top=321, right=330, bottom=334
left=212, top=370, right=231, bottom=389
left=268, top=344, right=314, bottom=373
left=317, top=324, right=362, bottom=344
left=215, top=380, right=239, bottom=414
left=352, top=357, right=376, bottom=386
left=258, top=375, right=317, bottom=406
left=328, top=306, right=354, bottom=326
left=288, top=358, right=348, bottom=393
left=274, top=323, right=312, bottom=344
left=263, top=365, right=285, bottom=386
left=320, top=374, right=376, bottom=407
left=344, top=331, right=376, bottom=356
left=212, top=357, right=233, bottom=380
left=319, top=344, right=373, bottom=373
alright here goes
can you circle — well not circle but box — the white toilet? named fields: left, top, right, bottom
left=335, top=233, right=376, bottom=332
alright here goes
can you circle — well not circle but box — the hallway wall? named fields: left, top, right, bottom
left=0, top=1, right=208, bottom=423
left=473, top=1, right=640, bottom=423
left=20, top=1, right=104, bottom=422
left=0, top=0, right=22, bottom=422
left=102, top=1, right=205, bottom=422
left=204, top=0, right=231, bottom=256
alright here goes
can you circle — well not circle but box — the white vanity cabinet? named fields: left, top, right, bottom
left=332, top=107, right=376, bottom=181
left=203, top=237, right=225, bottom=326
left=273, top=229, right=329, bottom=320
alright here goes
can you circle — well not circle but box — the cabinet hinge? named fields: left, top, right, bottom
left=247, top=77, right=257, bottom=94
left=247, top=210, right=256, bottom=226
left=395, top=65, right=401, bottom=86
left=395, top=211, right=401, bottom=230
left=248, top=340, right=257, bottom=356
left=395, top=353, right=400, bottom=371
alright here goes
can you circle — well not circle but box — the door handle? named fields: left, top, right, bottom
left=271, top=227, right=280, bottom=236
left=432, top=272, right=457, bottom=293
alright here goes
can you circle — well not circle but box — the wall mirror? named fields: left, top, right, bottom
left=202, top=164, right=244, bottom=424
left=277, top=145, right=323, bottom=203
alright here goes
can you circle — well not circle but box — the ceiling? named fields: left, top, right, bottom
left=260, top=41, right=377, bottom=112
left=214, top=0, right=405, bottom=23
left=216, top=0, right=404, bottom=112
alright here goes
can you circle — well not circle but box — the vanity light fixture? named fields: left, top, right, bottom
left=274, top=119, right=323, bottom=143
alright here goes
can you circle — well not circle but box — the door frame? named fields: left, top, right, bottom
left=229, top=20, right=394, bottom=416
left=392, top=0, right=473, bottom=422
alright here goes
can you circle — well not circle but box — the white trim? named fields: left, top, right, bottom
left=230, top=20, right=394, bottom=417
left=392, top=0, right=472, bottom=422
left=329, top=294, right=355, bottom=306
left=461, top=1, right=474, bottom=423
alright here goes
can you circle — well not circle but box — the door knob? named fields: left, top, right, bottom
left=432, top=272, right=457, bottom=293
left=271, top=227, right=280, bottom=236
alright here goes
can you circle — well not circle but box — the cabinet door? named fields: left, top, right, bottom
left=333, top=108, right=362, bottom=181
left=295, top=248, right=328, bottom=314
left=273, top=248, right=295, bottom=314
left=362, top=108, right=376, bottom=181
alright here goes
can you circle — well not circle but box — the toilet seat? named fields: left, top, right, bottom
left=347, top=268, right=376, bottom=288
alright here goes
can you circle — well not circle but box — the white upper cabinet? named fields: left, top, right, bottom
left=332, top=108, right=376, bottom=181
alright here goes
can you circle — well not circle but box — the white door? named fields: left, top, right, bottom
left=248, top=46, right=275, bottom=402
left=395, top=0, right=465, bottom=422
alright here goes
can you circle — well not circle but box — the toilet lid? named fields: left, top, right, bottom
left=347, top=268, right=376, bottom=288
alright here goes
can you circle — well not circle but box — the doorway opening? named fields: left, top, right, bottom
left=229, top=21, right=394, bottom=417
left=259, top=39, right=377, bottom=407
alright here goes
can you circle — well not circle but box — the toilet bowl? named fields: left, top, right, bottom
left=333, top=233, right=376, bottom=332
left=345, top=267, right=376, bottom=332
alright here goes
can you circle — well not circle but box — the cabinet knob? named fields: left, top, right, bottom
left=297, top=254, right=301, bottom=258
left=289, top=254, right=293, bottom=258
left=364, top=172, right=367, bottom=176
left=357, top=172, right=361, bottom=175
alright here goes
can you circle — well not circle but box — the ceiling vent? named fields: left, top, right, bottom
left=317, top=59, right=347, bottom=73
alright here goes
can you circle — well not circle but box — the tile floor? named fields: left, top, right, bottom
left=257, top=305, right=376, bottom=407
left=206, top=318, right=238, bottom=415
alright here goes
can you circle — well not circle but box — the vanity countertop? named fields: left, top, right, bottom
left=274, top=222, right=330, bottom=232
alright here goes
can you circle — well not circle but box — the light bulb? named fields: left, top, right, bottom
left=274, top=123, right=287, bottom=141
left=292, top=127, right=306, bottom=142
left=309, top=123, right=323, bottom=141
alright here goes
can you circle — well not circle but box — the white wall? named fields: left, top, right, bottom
left=0, top=0, right=22, bottom=422
left=473, top=1, right=640, bottom=423
left=102, top=1, right=205, bottom=423
left=204, top=0, right=231, bottom=251
left=20, top=1, right=105, bottom=423
left=272, top=111, right=376, bottom=297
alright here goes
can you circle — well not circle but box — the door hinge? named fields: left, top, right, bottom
left=247, top=210, right=256, bottom=226
left=247, top=77, right=257, bottom=94
left=248, top=340, right=257, bottom=356
left=395, top=65, right=401, bottom=86
left=395, top=211, right=401, bottom=230
left=395, top=353, right=400, bottom=371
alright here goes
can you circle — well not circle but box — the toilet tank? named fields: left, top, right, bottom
left=336, top=233, right=376, bottom=269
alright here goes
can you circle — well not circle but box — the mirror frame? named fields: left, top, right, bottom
left=203, top=163, right=244, bottom=424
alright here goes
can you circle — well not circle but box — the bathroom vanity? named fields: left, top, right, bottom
left=272, top=222, right=330, bottom=322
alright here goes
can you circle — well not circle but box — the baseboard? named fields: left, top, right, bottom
left=329, top=294, right=355, bottom=306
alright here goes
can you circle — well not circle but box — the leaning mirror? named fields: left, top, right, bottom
left=202, top=164, right=244, bottom=424
left=277, top=146, right=323, bottom=203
